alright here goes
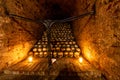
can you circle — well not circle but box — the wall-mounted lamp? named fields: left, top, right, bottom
left=28, top=56, right=33, bottom=63
left=79, top=56, right=83, bottom=63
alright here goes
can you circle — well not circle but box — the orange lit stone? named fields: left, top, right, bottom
left=79, top=57, right=83, bottom=63
left=28, top=56, right=33, bottom=63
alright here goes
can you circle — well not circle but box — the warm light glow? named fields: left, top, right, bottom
left=79, top=57, right=83, bottom=63
left=52, top=58, right=56, bottom=63
left=28, top=56, right=33, bottom=63
left=83, top=46, right=95, bottom=61
left=82, top=42, right=97, bottom=61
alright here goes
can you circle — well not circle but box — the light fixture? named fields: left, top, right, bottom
left=51, top=58, right=56, bottom=63
left=79, top=56, right=83, bottom=63
left=28, top=56, right=33, bottom=63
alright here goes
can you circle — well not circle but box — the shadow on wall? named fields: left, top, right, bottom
left=55, top=68, right=81, bottom=80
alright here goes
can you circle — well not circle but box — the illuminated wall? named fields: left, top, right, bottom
left=0, top=0, right=46, bottom=69
left=0, top=0, right=120, bottom=79
left=73, top=0, right=120, bottom=79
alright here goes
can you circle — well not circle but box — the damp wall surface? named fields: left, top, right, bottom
left=73, top=0, right=120, bottom=80
left=0, top=0, right=46, bottom=69
left=0, top=0, right=120, bottom=80
left=0, top=0, right=76, bottom=71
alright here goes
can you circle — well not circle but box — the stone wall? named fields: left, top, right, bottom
left=0, top=0, right=76, bottom=72
left=0, top=0, right=47, bottom=70
left=0, top=0, right=120, bottom=79
left=73, top=0, right=120, bottom=79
